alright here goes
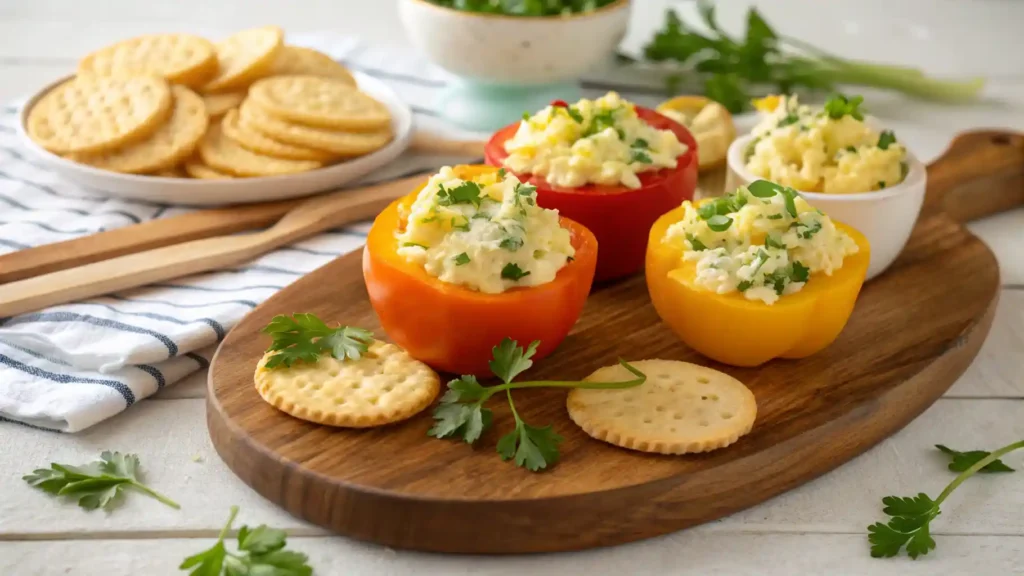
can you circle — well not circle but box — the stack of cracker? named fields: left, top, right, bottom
left=25, top=26, right=394, bottom=179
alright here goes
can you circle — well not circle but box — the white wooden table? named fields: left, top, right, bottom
left=1, top=1, right=1022, bottom=574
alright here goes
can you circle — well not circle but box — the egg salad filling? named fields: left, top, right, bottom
left=502, top=91, right=688, bottom=189
left=745, top=94, right=908, bottom=194
left=396, top=167, right=575, bottom=294
left=663, top=181, right=859, bottom=305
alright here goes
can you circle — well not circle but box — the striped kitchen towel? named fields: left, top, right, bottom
left=0, top=33, right=485, bottom=433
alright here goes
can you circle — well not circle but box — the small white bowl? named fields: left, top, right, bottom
left=725, top=133, right=927, bottom=281
left=397, top=0, right=631, bottom=85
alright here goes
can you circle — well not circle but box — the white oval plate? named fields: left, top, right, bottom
left=15, top=71, right=414, bottom=206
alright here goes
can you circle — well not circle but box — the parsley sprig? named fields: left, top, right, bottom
left=634, top=2, right=984, bottom=113
left=180, top=506, right=313, bottom=576
left=428, top=338, right=646, bottom=471
left=23, top=451, right=179, bottom=511
left=261, top=314, right=374, bottom=369
left=869, top=440, right=1023, bottom=559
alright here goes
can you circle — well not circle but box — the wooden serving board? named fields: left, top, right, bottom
left=208, top=130, right=1023, bottom=554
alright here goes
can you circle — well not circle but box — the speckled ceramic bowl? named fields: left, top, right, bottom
left=397, top=0, right=631, bottom=85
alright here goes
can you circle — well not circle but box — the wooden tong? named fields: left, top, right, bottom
left=0, top=134, right=486, bottom=317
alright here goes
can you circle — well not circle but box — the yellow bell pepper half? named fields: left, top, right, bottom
left=645, top=205, right=871, bottom=367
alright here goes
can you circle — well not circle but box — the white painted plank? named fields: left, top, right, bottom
left=2, top=533, right=1023, bottom=576
left=0, top=397, right=1021, bottom=537
left=0, top=64, right=68, bottom=103
left=948, top=290, right=1024, bottom=398
left=967, top=209, right=1024, bottom=287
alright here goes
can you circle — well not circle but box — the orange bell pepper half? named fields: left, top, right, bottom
left=645, top=204, right=871, bottom=367
left=362, top=164, right=598, bottom=376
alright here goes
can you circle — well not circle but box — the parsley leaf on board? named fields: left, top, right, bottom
left=429, top=338, right=647, bottom=472
left=24, top=451, right=179, bottom=511
left=261, top=314, right=374, bottom=369
left=935, top=444, right=1015, bottom=473
left=180, top=506, right=313, bottom=576
left=868, top=440, right=1023, bottom=559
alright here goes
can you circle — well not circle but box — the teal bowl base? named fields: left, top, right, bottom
left=436, top=81, right=582, bottom=132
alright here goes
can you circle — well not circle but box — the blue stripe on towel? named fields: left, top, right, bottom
left=0, top=353, right=136, bottom=406
left=65, top=301, right=226, bottom=340
left=0, top=312, right=178, bottom=357
left=278, top=246, right=341, bottom=257
left=150, top=283, right=284, bottom=293
left=106, top=294, right=258, bottom=310
left=0, top=414, right=63, bottom=432
left=0, top=238, right=27, bottom=249
left=186, top=352, right=210, bottom=370
left=134, top=364, right=167, bottom=388
left=0, top=220, right=96, bottom=235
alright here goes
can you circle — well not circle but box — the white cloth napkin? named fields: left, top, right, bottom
left=0, top=32, right=661, bottom=433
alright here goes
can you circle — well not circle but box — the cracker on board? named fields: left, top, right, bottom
left=202, top=91, right=247, bottom=119
left=67, top=85, right=208, bottom=174
left=26, top=75, right=173, bottom=155
left=254, top=340, right=441, bottom=428
left=567, top=360, right=757, bottom=455
left=239, top=99, right=392, bottom=156
left=199, top=122, right=322, bottom=177
left=202, top=26, right=284, bottom=93
left=247, top=74, right=390, bottom=130
left=184, top=159, right=233, bottom=179
left=267, top=46, right=356, bottom=85
left=78, top=33, right=218, bottom=88
left=221, top=108, right=334, bottom=162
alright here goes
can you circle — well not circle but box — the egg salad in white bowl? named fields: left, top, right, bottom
left=725, top=94, right=926, bottom=280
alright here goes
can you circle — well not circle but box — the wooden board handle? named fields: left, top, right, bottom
left=0, top=174, right=425, bottom=317
left=925, top=129, right=1024, bottom=222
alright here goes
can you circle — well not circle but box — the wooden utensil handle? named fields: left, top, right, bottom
left=0, top=200, right=300, bottom=285
left=925, top=129, right=1024, bottom=222
left=0, top=174, right=422, bottom=317
left=410, top=131, right=487, bottom=157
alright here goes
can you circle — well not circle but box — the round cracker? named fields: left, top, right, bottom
left=203, top=91, right=246, bottom=119
left=202, top=26, right=284, bottom=93
left=247, top=75, right=390, bottom=130
left=184, top=159, right=233, bottom=179
left=26, top=75, right=173, bottom=155
left=154, top=165, right=187, bottom=178
left=67, top=85, right=208, bottom=174
left=567, top=360, right=757, bottom=455
left=222, top=108, right=334, bottom=161
left=78, top=33, right=218, bottom=88
left=267, top=46, right=356, bottom=85
left=199, top=121, right=321, bottom=177
left=239, top=99, right=391, bottom=156
left=254, top=340, right=440, bottom=428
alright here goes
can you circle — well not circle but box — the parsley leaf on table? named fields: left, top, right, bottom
left=429, top=338, right=646, bottom=472
left=23, top=451, right=179, bottom=511
left=868, top=440, right=1023, bottom=559
left=180, top=506, right=313, bottom=576
left=261, top=314, right=374, bottom=369
left=935, top=444, right=1015, bottom=473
